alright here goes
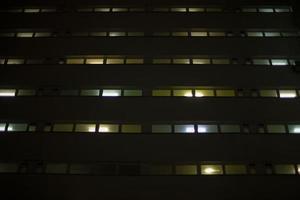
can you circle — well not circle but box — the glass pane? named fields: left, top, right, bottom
left=112, top=8, right=128, bottom=12
left=121, top=125, right=141, bottom=133
left=195, top=90, right=214, bottom=97
left=173, top=89, right=193, bottom=97
left=197, top=125, right=218, bottom=133
left=171, top=8, right=187, bottom=12
left=152, top=125, right=172, bottom=133
left=35, top=32, right=52, bottom=37
left=148, top=165, right=172, bottom=175
left=201, top=165, right=223, bottom=175
left=90, top=32, right=107, bottom=36
left=260, top=90, right=278, bottom=97
left=16, top=32, right=34, bottom=37
left=102, top=89, right=121, bottom=97
left=7, top=59, right=24, bottom=65
left=216, top=90, right=235, bottom=97
left=153, top=59, right=171, bottom=64
left=212, top=59, right=230, bottom=64
left=265, top=32, right=281, bottom=37
left=173, top=59, right=190, bottom=64
left=109, top=32, right=126, bottom=37
left=86, top=58, right=104, bottom=64
left=0, top=123, right=6, bottom=132
left=247, top=32, right=263, bottom=37
left=271, top=59, right=288, bottom=66
left=0, top=163, right=18, bottom=173
left=175, top=165, right=197, bottom=175
left=70, top=164, right=90, bottom=174
left=192, top=59, right=210, bottom=64
left=172, top=32, right=188, bottom=36
left=75, top=124, right=96, bottom=132
left=66, top=58, right=84, bottom=64
left=106, top=58, right=124, bottom=64
left=288, top=125, right=300, bottom=134
left=94, top=8, right=110, bottom=12
left=7, top=123, right=27, bottom=132
left=274, top=165, right=295, bottom=174
left=225, top=165, right=247, bottom=175
left=80, top=89, right=100, bottom=96
left=126, top=59, right=144, bottom=64
left=153, top=8, right=169, bottom=12
left=53, top=124, right=73, bottom=132
left=191, top=32, right=207, bottom=37
left=24, top=8, right=40, bottom=13
left=124, top=90, right=142, bottom=96
left=46, top=163, right=68, bottom=174
left=99, top=124, right=119, bottom=133
left=220, top=125, right=240, bottom=133
left=281, top=32, right=298, bottom=37
left=259, top=8, right=274, bottom=13
left=275, top=8, right=290, bottom=13
left=174, top=125, right=195, bottom=133
left=189, top=8, right=205, bottom=12
left=279, top=90, right=297, bottom=98
left=267, top=125, right=286, bottom=133
left=152, top=90, right=171, bottom=96
left=253, top=59, right=270, bottom=65
left=0, top=89, right=16, bottom=97
left=209, top=32, right=225, bottom=37
left=242, top=8, right=257, bottom=12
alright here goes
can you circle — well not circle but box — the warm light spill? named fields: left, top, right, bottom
left=184, top=92, right=193, bottom=97
left=99, top=127, right=109, bottom=132
left=195, top=92, right=204, bottom=97
left=88, top=127, right=95, bottom=132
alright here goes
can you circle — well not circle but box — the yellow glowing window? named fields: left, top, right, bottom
left=201, top=165, right=223, bottom=175
left=53, top=124, right=73, bottom=132
left=225, top=165, right=247, bottom=175
left=274, top=165, right=296, bottom=174
left=7, top=123, right=27, bottom=132
left=191, top=32, right=207, bottom=37
left=24, top=8, right=40, bottom=13
left=279, top=90, right=297, bottom=98
left=112, top=8, right=128, bottom=12
left=124, top=90, right=142, bottom=96
left=17, top=89, right=35, bottom=96
left=152, top=125, right=172, bottom=133
left=80, top=89, right=100, bottom=96
left=106, top=58, right=124, bottom=64
left=86, top=58, right=104, bottom=64
left=195, top=90, right=214, bottom=97
left=109, top=32, right=126, bottom=37
left=102, top=89, right=121, bottom=97
left=197, top=125, right=218, bottom=133
left=99, top=124, right=119, bottom=133
left=172, top=32, right=188, bottom=36
left=152, top=90, right=171, bottom=96
left=266, top=125, right=286, bottom=133
left=175, top=165, right=197, bottom=175
left=0, top=124, right=6, bottom=132
left=247, top=32, right=263, bottom=37
left=259, top=90, right=277, bottom=97
left=216, top=90, right=235, bottom=97
left=94, top=8, right=110, bottom=12
left=192, top=59, right=210, bottom=64
left=173, top=89, right=193, bottom=97
left=297, top=165, right=300, bottom=174
left=0, top=89, right=16, bottom=97
left=188, top=8, right=205, bottom=12
left=126, top=59, right=144, bottom=64
left=75, top=124, right=96, bottom=132
left=7, top=59, right=25, bottom=65
left=66, top=58, right=84, bottom=64
left=173, top=59, right=190, bottom=64
left=288, top=125, right=300, bottom=134
left=16, top=32, right=34, bottom=37
left=121, top=125, right=141, bottom=133
left=174, top=125, right=195, bottom=133
left=171, top=8, right=187, bottom=12
left=153, top=59, right=171, bottom=64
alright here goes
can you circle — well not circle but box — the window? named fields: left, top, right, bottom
left=7, top=59, right=25, bottom=65
left=253, top=59, right=270, bottom=65
left=94, top=8, right=110, bottom=12
left=70, top=164, right=91, bottom=174
left=0, top=33, right=15, bottom=37
left=89, top=32, right=106, bottom=37
left=279, top=90, right=297, bottom=98
left=102, top=89, right=121, bottom=97
left=172, top=32, right=188, bottom=37
left=128, top=32, right=144, bottom=36
left=153, top=32, right=170, bottom=36
left=225, top=165, right=247, bottom=175
left=281, top=32, right=298, bottom=37
left=173, top=59, right=190, bottom=64
left=201, top=165, right=223, bottom=175
left=121, top=125, right=141, bottom=133
left=80, top=89, right=100, bottom=96
left=175, top=165, right=197, bottom=175
left=242, top=8, right=257, bottom=12
left=124, top=90, right=142, bottom=96
left=153, top=59, right=171, bottom=64
left=216, top=90, right=235, bottom=97
left=197, top=125, right=218, bottom=133
left=86, top=58, right=104, bottom=64
left=35, top=32, right=52, bottom=37
left=109, top=32, right=126, bottom=37
left=247, top=32, right=263, bottom=37
left=267, top=125, right=286, bottom=133
left=171, top=8, right=187, bottom=12
left=173, top=89, right=193, bottom=97
left=191, top=32, right=207, bottom=37
left=271, top=59, right=288, bottom=66
left=153, top=8, right=169, bottom=12
left=106, top=58, right=124, bottom=64
left=0, top=163, right=18, bottom=173
left=288, top=125, right=300, bottom=134
left=99, top=124, right=119, bottom=133
left=60, top=90, right=79, bottom=96
left=0, top=89, right=16, bottom=97
left=209, top=32, right=226, bottom=37
left=152, top=125, right=172, bottom=133
left=0, top=123, right=6, bottom=132
left=53, top=124, right=74, bottom=132
left=188, top=8, right=205, bottom=12
left=24, top=8, right=40, bottom=13
left=0, top=59, right=4, bottom=64
left=75, top=124, right=96, bottom=132
left=258, top=8, right=274, bottom=13
left=259, top=90, right=278, bottom=97
left=112, top=8, right=128, bottom=12
left=152, top=90, right=171, bottom=96
left=212, top=59, right=230, bottom=64
left=66, top=58, right=84, bottom=64
left=195, top=90, right=214, bottom=97
left=264, top=32, right=281, bottom=37
left=275, top=8, right=290, bottom=13
left=174, top=125, right=195, bottom=133
left=7, top=123, right=27, bottom=132
left=192, top=59, right=210, bottom=64
left=129, top=8, right=145, bottom=12
left=126, top=59, right=144, bottom=64
left=148, top=165, right=172, bottom=175
left=220, top=125, right=240, bottom=133
left=45, top=163, right=68, bottom=174
left=274, top=165, right=296, bottom=175
left=16, top=32, right=34, bottom=37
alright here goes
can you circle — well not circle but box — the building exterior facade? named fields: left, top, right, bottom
left=0, top=0, right=300, bottom=199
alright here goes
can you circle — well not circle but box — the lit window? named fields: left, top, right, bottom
left=188, top=8, right=205, bottom=12
left=152, top=90, right=171, bottom=96
left=16, top=32, right=34, bottom=37
left=259, top=90, right=278, bottom=97
left=274, top=165, right=296, bottom=175
left=153, top=59, right=171, bottom=64
left=275, top=8, right=290, bottom=13
left=80, top=89, right=100, bottom=96
left=267, top=125, right=286, bottom=133
left=121, top=125, right=141, bottom=133
left=7, top=59, right=25, bottom=65
left=216, top=90, right=235, bottom=97
left=201, top=165, right=223, bottom=175
left=288, top=125, right=300, bottom=134
left=173, top=59, right=190, bottom=64
left=225, top=165, right=247, bottom=175
left=66, top=58, right=84, bottom=64
left=264, top=32, right=281, bottom=37
left=195, top=90, right=214, bottom=97
left=220, top=125, right=240, bottom=133
left=0, top=163, right=18, bottom=173
left=75, top=124, right=96, bottom=132
left=173, top=89, right=193, bottom=97
left=148, top=165, right=172, bottom=175
left=253, top=59, right=270, bottom=65
left=171, top=8, right=187, bottom=12
left=212, top=59, right=230, bottom=64
left=174, top=125, right=195, bottom=133
left=192, top=59, right=210, bottom=64
left=258, top=8, right=274, bottom=13
left=152, top=125, right=172, bottom=133
left=86, top=58, right=104, bottom=64
left=99, top=124, right=119, bottom=133
left=175, top=165, right=197, bottom=175
left=109, top=32, right=126, bottom=37
left=197, top=125, right=218, bottom=133
left=45, top=163, right=68, bottom=174
left=126, top=59, right=144, bottom=64
left=271, top=59, right=288, bottom=66
left=124, top=90, right=142, bottom=96
left=112, top=8, right=128, bottom=12
left=7, top=123, right=27, bottom=132
left=209, top=32, right=226, bottom=37
left=0, top=89, right=16, bottom=97
left=242, top=8, right=257, bottom=12
left=17, top=89, right=35, bottom=96
left=102, top=89, right=121, bottom=97
left=172, top=32, right=188, bottom=37
left=279, top=90, right=297, bottom=98
left=247, top=32, right=263, bottom=37
left=0, top=124, right=6, bottom=132
left=53, top=124, right=74, bottom=132
left=128, top=32, right=144, bottom=36
left=191, top=32, right=207, bottom=37
left=24, top=8, right=40, bottom=13
left=106, top=58, right=124, bottom=64
left=94, top=8, right=110, bottom=12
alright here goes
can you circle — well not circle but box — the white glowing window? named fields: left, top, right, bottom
left=259, top=8, right=274, bottom=13
left=264, top=32, right=281, bottom=37
left=220, top=125, right=240, bottom=133
left=271, top=59, right=288, bottom=66
left=247, top=32, right=263, bottom=37
left=106, top=58, right=124, bottom=64
left=197, top=125, right=218, bottom=133
left=109, top=32, right=126, bottom=37
left=267, top=125, right=286, bottom=133
left=0, top=124, right=6, bottom=132
left=102, top=89, right=121, bottom=97
left=152, top=125, right=172, bottom=133
left=171, top=8, right=187, bottom=12
left=7, top=123, right=27, bottom=132
left=112, top=8, right=128, bottom=12
left=174, top=125, right=195, bottom=133
left=195, top=90, right=214, bottom=97
left=75, top=124, right=96, bottom=132
left=16, top=32, right=34, bottom=37
left=90, top=32, right=107, bottom=36
left=188, top=8, right=205, bottom=12
left=173, top=90, right=193, bottom=97
left=24, top=8, right=40, bottom=13
left=192, top=59, right=210, bottom=64
left=7, top=59, right=25, bottom=65
left=80, top=90, right=100, bottom=96
left=66, top=58, right=84, bottom=64
left=288, top=125, right=300, bottom=134
left=191, top=32, right=207, bottom=37
left=99, top=124, right=119, bottom=133
left=121, top=125, right=141, bottom=133
left=279, top=90, right=297, bottom=98
left=94, top=8, right=110, bottom=12
left=201, top=165, right=223, bottom=175
left=0, top=89, right=16, bottom=97
left=253, top=59, right=270, bottom=65
left=153, top=59, right=171, bottom=64
left=152, top=90, right=171, bottom=96
left=86, top=58, right=104, bottom=64
left=53, top=124, right=74, bottom=132
left=126, top=59, right=144, bottom=64
left=173, top=59, right=190, bottom=64
left=124, top=90, right=142, bottom=96
left=172, top=32, right=188, bottom=37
